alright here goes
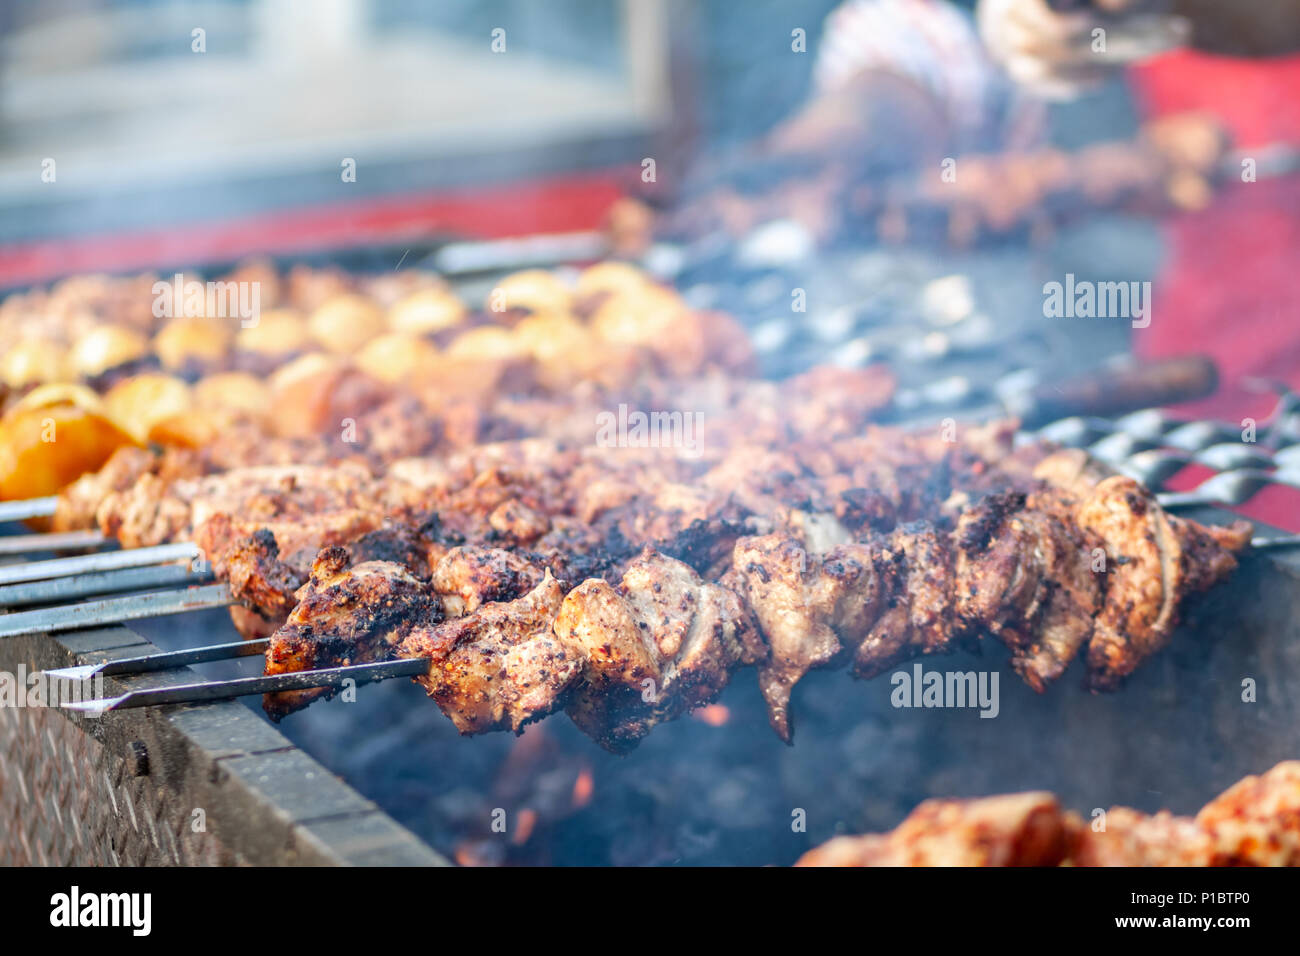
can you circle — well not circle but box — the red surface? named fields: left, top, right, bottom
left=1129, top=51, right=1300, bottom=530
left=0, top=172, right=629, bottom=288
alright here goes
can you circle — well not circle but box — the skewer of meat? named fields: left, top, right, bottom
left=237, top=456, right=1246, bottom=751
left=54, top=400, right=999, bottom=645
left=796, top=760, right=1300, bottom=866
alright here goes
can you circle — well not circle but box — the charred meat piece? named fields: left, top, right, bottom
left=401, top=572, right=579, bottom=735
left=557, top=548, right=765, bottom=752
left=431, top=545, right=545, bottom=617
left=1073, top=475, right=1250, bottom=689
left=731, top=534, right=886, bottom=742
left=263, top=547, right=440, bottom=719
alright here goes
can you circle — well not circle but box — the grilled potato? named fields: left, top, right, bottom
left=193, top=372, right=273, bottom=419
left=445, top=325, right=530, bottom=361
left=1, top=339, right=68, bottom=388
left=513, top=312, right=588, bottom=362
left=268, top=353, right=389, bottom=437
left=69, top=325, right=149, bottom=377
left=147, top=410, right=221, bottom=449
left=356, top=333, right=441, bottom=385
left=235, top=308, right=310, bottom=356
left=487, top=269, right=572, bottom=316
left=103, top=373, right=194, bottom=443
left=155, top=317, right=233, bottom=369
left=0, top=386, right=137, bottom=499
left=387, top=288, right=467, bottom=335
left=308, top=293, right=387, bottom=354
left=589, top=285, right=686, bottom=346
left=574, top=261, right=651, bottom=300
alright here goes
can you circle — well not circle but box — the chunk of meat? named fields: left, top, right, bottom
left=263, top=548, right=439, bottom=719
left=796, top=793, right=1076, bottom=867
left=731, top=534, right=886, bottom=741
left=401, top=572, right=579, bottom=735
left=1077, top=476, right=1250, bottom=689
left=557, top=549, right=765, bottom=752
left=430, top=546, right=545, bottom=617
left=1196, top=761, right=1300, bottom=865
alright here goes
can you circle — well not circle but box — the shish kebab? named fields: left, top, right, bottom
left=797, top=760, right=1300, bottom=867
left=0, top=265, right=1272, bottom=749
left=40, top=421, right=1253, bottom=753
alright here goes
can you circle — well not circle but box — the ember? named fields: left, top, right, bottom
left=572, top=769, right=594, bottom=809
left=693, top=704, right=731, bottom=727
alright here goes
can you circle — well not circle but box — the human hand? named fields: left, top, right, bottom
left=977, top=0, right=1190, bottom=98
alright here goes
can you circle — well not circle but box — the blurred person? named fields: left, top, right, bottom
left=975, top=1, right=1300, bottom=425
left=647, top=0, right=1300, bottom=526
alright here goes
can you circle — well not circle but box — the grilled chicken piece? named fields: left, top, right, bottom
left=557, top=548, right=765, bottom=752
left=801, top=762, right=1300, bottom=867
left=732, top=534, right=886, bottom=741
left=1069, top=809, right=1217, bottom=866
left=850, top=522, right=957, bottom=678
left=1070, top=760, right=1300, bottom=866
left=1194, top=761, right=1300, bottom=865
left=951, top=496, right=1103, bottom=691
left=796, top=793, right=1076, bottom=867
left=401, top=572, right=580, bottom=735
left=98, top=462, right=383, bottom=549
left=734, top=482, right=1244, bottom=738
left=263, top=548, right=440, bottom=719
left=222, top=529, right=307, bottom=632
left=1073, top=475, right=1251, bottom=689
left=220, top=519, right=437, bottom=636
left=51, top=445, right=174, bottom=531
left=431, top=546, right=545, bottom=616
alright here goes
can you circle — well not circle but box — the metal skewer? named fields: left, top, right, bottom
left=0, top=541, right=202, bottom=586
left=1158, top=470, right=1300, bottom=510
left=43, top=638, right=271, bottom=682
left=0, top=583, right=232, bottom=639
left=61, top=658, right=428, bottom=716
left=42, top=517, right=1297, bottom=714
left=0, top=496, right=59, bottom=523
left=0, top=529, right=108, bottom=556
left=0, top=563, right=212, bottom=609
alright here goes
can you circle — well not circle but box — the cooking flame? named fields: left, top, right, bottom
left=693, top=704, right=731, bottom=727
left=572, top=767, right=594, bottom=808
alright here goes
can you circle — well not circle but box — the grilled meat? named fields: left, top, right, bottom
left=270, top=546, right=764, bottom=752
left=555, top=548, right=765, bottom=752
left=1074, top=475, right=1251, bottom=688
left=798, top=761, right=1300, bottom=867
left=731, top=479, right=1246, bottom=740
left=262, top=547, right=440, bottom=717
left=796, top=792, right=1074, bottom=867
left=400, top=572, right=577, bottom=735
left=255, top=447, right=1247, bottom=750
left=21, top=271, right=1250, bottom=753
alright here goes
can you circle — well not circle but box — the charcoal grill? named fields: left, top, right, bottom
left=2, top=240, right=1299, bottom=867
